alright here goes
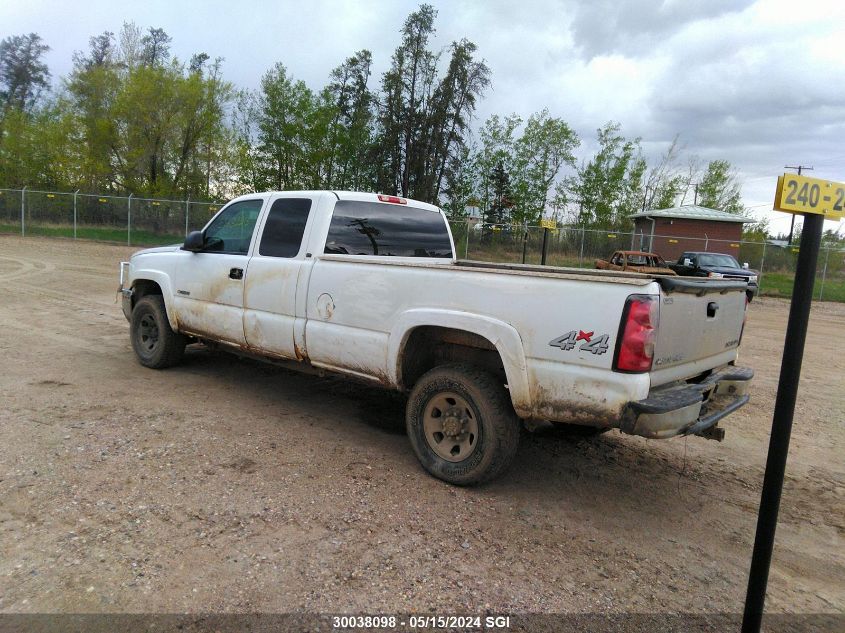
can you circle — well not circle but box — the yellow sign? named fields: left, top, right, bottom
left=539, top=218, right=556, bottom=230
left=774, top=173, right=845, bottom=220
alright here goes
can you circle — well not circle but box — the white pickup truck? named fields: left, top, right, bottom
left=119, top=191, right=753, bottom=485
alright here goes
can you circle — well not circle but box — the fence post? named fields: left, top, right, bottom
left=759, top=242, right=767, bottom=294
left=185, top=198, right=190, bottom=237
left=521, top=228, right=528, bottom=264
left=579, top=226, right=585, bottom=268
left=20, top=186, right=26, bottom=237
left=127, top=193, right=133, bottom=246
left=818, top=247, right=830, bottom=301
left=73, top=190, right=79, bottom=239
left=541, top=227, right=550, bottom=265
left=464, top=219, right=469, bottom=259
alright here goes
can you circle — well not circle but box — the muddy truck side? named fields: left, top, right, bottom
left=119, top=191, right=753, bottom=485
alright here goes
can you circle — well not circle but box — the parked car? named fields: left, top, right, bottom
left=595, top=250, right=677, bottom=275
left=669, top=252, right=759, bottom=301
left=119, top=191, right=753, bottom=485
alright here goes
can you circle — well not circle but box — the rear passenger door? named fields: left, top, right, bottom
left=242, top=194, right=317, bottom=359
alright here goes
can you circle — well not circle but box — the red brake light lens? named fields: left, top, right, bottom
left=614, top=295, right=659, bottom=373
left=377, top=194, right=407, bottom=205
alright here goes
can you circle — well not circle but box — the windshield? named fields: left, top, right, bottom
left=698, top=254, right=740, bottom=268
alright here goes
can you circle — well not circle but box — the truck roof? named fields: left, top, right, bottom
left=228, top=190, right=443, bottom=214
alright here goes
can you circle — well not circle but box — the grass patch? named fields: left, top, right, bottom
left=0, top=223, right=183, bottom=246
left=761, top=272, right=845, bottom=302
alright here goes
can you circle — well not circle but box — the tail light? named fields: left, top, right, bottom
left=613, top=295, right=659, bottom=373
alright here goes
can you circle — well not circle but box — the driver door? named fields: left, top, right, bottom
left=171, top=198, right=265, bottom=345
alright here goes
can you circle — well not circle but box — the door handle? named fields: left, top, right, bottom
left=229, top=267, right=243, bottom=280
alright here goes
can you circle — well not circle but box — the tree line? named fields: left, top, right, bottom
left=0, top=4, right=751, bottom=230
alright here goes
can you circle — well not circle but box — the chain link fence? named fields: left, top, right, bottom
left=0, top=187, right=841, bottom=301
left=451, top=221, right=845, bottom=302
left=0, top=188, right=221, bottom=246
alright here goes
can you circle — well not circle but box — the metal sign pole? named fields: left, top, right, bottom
left=741, top=212, right=824, bottom=632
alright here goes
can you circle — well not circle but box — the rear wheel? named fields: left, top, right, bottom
left=406, top=364, right=520, bottom=486
left=130, top=295, right=186, bottom=369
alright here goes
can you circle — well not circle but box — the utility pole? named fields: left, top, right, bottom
left=681, top=181, right=699, bottom=206
left=784, top=165, right=813, bottom=244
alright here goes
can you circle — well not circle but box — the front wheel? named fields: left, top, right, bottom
left=130, top=295, right=186, bottom=369
left=406, top=364, right=520, bottom=486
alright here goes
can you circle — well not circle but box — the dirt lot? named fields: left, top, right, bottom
left=0, top=235, right=842, bottom=617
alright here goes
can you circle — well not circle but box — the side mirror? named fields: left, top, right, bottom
left=183, top=230, right=205, bottom=252
left=742, top=262, right=749, bottom=269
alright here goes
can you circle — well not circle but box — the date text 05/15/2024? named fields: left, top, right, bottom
left=331, top=615, right=511, bottom=629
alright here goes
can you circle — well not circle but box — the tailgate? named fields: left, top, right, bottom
left=650, top=278, right=747, bottom=386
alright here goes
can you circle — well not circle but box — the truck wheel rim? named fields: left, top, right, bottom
left=138, top=314, right=160, bottom=353
left=422, top=392, right=479, bottom=462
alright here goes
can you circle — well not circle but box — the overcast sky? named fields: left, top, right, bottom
left=3, top=0, right=843, bottom=234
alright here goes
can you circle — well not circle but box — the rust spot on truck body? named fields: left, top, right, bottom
left=293, top=341, right=307, bottom=362
left=530, top=383, right=623, bottom=429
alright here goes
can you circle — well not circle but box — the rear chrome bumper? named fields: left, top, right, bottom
left=621, top=365, right=753, bottom=439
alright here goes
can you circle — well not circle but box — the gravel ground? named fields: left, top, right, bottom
left=0, top=235, right=842, bottom=616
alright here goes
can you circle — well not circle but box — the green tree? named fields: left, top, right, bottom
left=255, top=62, right=329, bottom=191
left=641, top=135, right=686, bottom=211
left=0, top=33, right=51, bottom=113
left=0, top=100, right=78, bottom=188
left=697, top=159, right=744, bottom=213
left=373, top=4, right=438, bottom=196
left=323, top=50, right=374, bottom=190
left=65, top=23, right=234, bottom=197
left=417, top=38, right=490, bottom=201
left=441, top=142, right=478, bottom=220
left=562, top=121, right=644, bottom=229
left=475, top=113, right=521, bottom=217
left=371, top=5, right=489, bottom=202
left=486, top=160, right=513, bottom=226
left=510, top=109, right=578, bottom=224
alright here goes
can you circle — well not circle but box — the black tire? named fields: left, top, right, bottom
left=406, top=363, right=520, bottom=486
left=130, top=295, right=186, bottom=369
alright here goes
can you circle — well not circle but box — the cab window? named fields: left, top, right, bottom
left=203, top=199, right=263, bottom=254
left=258, top=198, right=312, bottom=258
left=324, top=200, right=452, bottom=258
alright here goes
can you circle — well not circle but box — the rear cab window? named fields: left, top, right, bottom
left=324, top=200, right=452, bottom=258
left=258, top=198, right=313, bottom=258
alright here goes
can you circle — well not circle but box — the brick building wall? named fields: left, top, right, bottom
left=633, top=217, right=744, bottom=260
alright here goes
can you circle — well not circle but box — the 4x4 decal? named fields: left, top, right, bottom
left=549, top=330, right=610, bottom=355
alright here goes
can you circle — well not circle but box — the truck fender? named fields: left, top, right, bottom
left=131, top=269, right=179, bottom=331
left=388, top=309, right=532, bottom=417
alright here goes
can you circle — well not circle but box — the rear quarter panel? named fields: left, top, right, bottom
left=304, top=258, right=654, bottom=421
